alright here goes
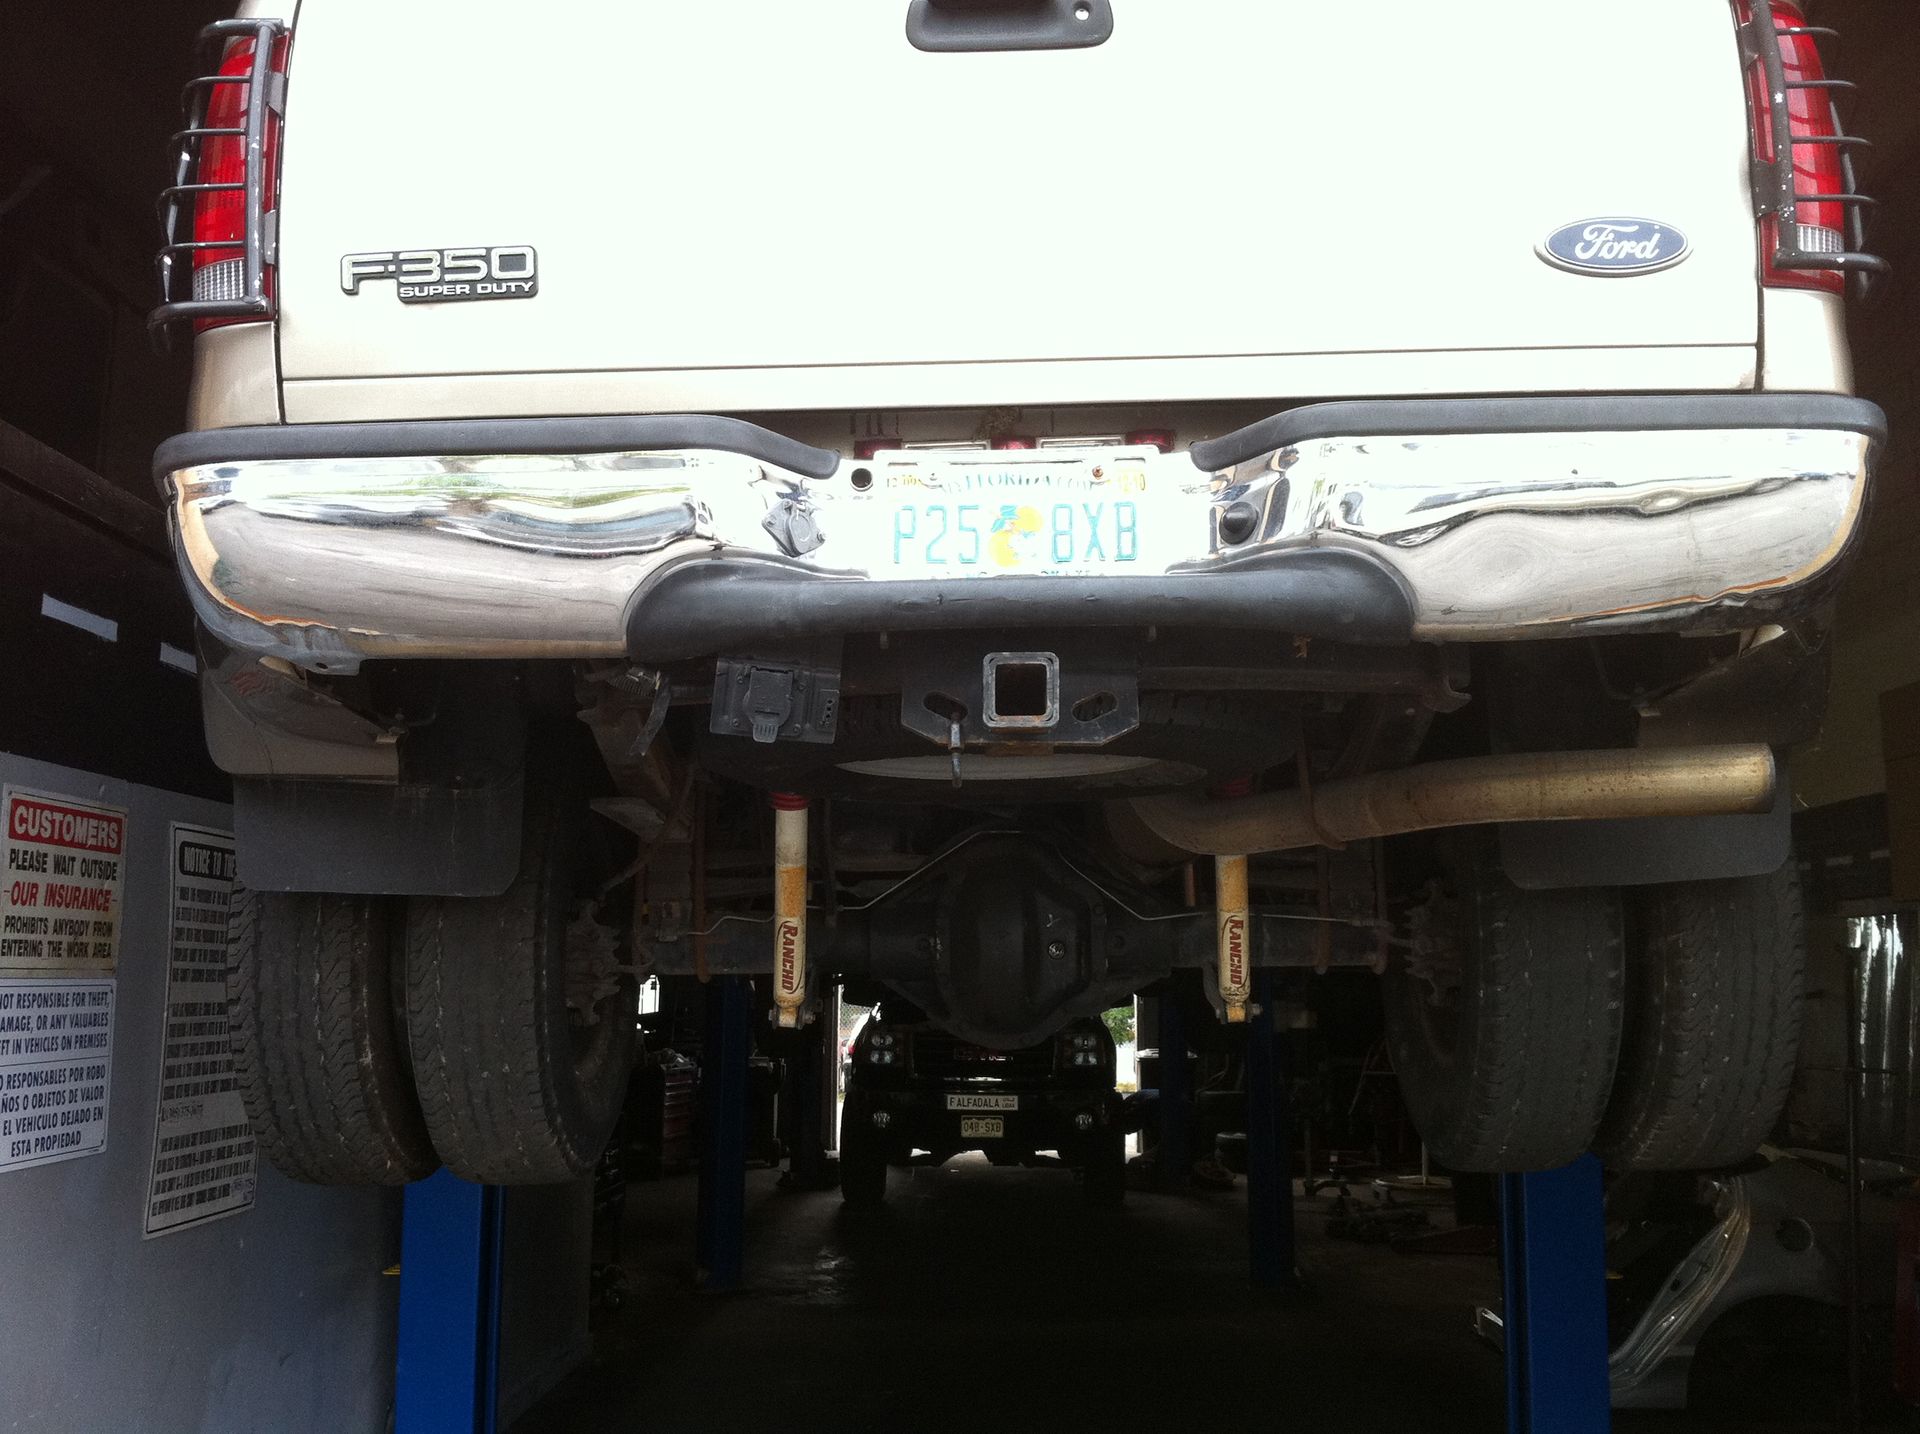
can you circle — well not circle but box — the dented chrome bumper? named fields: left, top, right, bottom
left=156, top=396, right=1882, bottom=673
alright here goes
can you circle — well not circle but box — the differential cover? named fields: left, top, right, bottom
left=930, top=843, right=1100, bottom=1049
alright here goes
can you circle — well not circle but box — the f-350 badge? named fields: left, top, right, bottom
left=339, top=246, right=537, bottom=303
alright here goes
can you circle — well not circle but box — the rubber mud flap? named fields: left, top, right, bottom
left=235, top=774, right=524, bottom=896
left=1499, top=780, right=1791, bottom=889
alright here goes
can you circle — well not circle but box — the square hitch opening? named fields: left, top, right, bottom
left=983, top=652, right=1059, bottom=730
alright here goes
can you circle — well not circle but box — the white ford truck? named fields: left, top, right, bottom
left=153, top=0, right=1886, bottom=1187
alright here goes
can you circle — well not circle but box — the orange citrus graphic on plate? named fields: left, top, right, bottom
left=989, top=504, right=1043, bottom=568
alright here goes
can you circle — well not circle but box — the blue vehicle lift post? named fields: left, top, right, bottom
left=696, top=974, right=753, bottom=1292
left=1243, top=969, right=1298, bottom=1289
left=1499, top=1154, right=1612, bottom=1433
left=395, top=1170, right=505, bottom=1434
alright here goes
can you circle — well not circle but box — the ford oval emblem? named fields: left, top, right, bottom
left=1538, top=217, right=1690, bottom=276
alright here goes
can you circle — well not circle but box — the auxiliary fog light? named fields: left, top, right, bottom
left=1073, top=1111, right=1095, bottom=1132
left=872, top=1110, right=892, bottom=1130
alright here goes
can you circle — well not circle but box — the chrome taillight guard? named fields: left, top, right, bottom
left=1739, top=7, right=1888, bottom=297
left=149, top=17, right=287, bottom=346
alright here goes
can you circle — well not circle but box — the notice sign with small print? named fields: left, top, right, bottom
left=144, top=824, right=254, bottom=1236
left=1, top=787, right=127, bottom=975
left=0, top=977, right=114, bottom=1172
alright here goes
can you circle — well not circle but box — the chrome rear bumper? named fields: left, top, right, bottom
left=158, top=396, right=1881, bottom=673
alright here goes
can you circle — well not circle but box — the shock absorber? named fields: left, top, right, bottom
left=771, top=792, right=809, bottom=1028
left=1213, top=778, right=1252, bottom=1023
left=1217, top=853, right=1250, bottom=1023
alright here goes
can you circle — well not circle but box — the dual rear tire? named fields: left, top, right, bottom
left=1593, top=866, right=1804, bottom=1169
left=235, top=817, right=1801, bottom=1184
left=1382, top=835, right=1803, bottom=1174
left=229, top=775, right=635, bottom=1186
left=226, top=887, right=436, bottom=1185
left=404, top=774, right=635, bottom=1184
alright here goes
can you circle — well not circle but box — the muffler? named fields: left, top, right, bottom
left=1128, top=745, right=1776, bottom=858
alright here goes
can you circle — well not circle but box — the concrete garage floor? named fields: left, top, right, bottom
left=513, top=1159, right=1862, bottom=1434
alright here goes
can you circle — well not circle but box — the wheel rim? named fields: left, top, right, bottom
left=563, top=901, right=632, bottom=1090
left=1400, top=879, right=1467, bottom=1072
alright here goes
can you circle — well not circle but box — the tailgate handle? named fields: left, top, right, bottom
left=906, top=0, right=1113, bottom=54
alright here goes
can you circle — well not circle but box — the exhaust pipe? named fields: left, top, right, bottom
left=1128, top=745, right=1776, bottom=858
left=771, top=792, right=809, bottom=1028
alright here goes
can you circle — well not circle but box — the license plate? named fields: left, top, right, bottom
left=858, top=449, right=1185, bottom=578
left=946, top=1093, right=1018, bottom=1112
left=960, top=1116, right=1004, bottom=1139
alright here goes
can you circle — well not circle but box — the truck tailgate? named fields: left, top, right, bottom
left=274, top=0, right=1761, bottom=410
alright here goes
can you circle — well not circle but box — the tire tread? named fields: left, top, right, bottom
left=404, top=778, right=632, bottom=1184
left=1595, top=864, right=1804, bottom=1169
left=227, top=886, right=435, bottom=1185
left=1384, top=835, right=1625, bottom=1172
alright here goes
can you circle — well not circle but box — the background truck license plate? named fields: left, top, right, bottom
left=945, top=1093, right=1018, bottom=1111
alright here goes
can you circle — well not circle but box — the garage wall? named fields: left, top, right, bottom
left=0, top=3, right=220, bottom=500
left=1775, top=2, right=1920, bottom=1150
left=0, top=751, right=397, bottom=1434
left=1790, top=0, right=1920, bottom=811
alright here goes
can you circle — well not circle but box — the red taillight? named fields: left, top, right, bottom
left=853, top=438, right=893, bottom=460
left=991, top=436, right=1035, bottom=451
left=1738, top=0, right=1846, bottom=295
left=1125, top=429, right=1176, bottom=454
left=191, top=34, right=288, bottom=330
